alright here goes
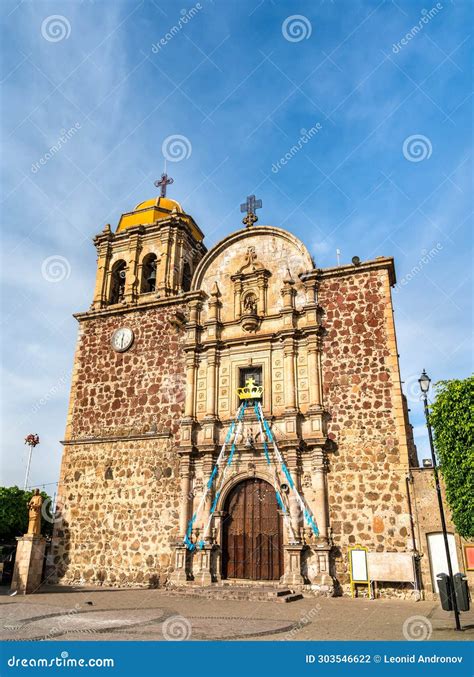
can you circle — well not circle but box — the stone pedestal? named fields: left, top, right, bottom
left=281, top=544, right=305, bottom=586
left=303, top=543, right=335, bottom=596
left=192, top=545, right=217, bottom=585
left=10, top=535, right=46, bottom=595
left=169, top=545, right=189, bottom=585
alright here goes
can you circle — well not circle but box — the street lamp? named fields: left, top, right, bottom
left=419, top=370, right=462, bottom=631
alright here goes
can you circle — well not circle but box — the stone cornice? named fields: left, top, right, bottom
left=93, top=215, right=206, bottom=249
left=304, top=257, right=396, bottom=286
left=73, top=290, right=206, bottom=322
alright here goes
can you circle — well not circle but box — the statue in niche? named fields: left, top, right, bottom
left=243, top=292, right=258, bottom=315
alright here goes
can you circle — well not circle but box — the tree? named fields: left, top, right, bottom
left=0, top=486, right=53, bottom=540
left=429, top=376, right=474, bottom=539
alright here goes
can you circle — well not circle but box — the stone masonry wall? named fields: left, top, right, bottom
left=51, top=303, right=187, bottom=587
left=66, top=304, right=187, bottom=439
left=318, top=266, right=414, bottom=597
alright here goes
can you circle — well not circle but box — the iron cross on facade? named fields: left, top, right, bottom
left=240, top=194, right=262, bottom=227
left=154, top=173, right=174, bottom=198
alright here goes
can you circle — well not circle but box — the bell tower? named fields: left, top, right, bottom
left=52, top=178, right=207, bottom=588
left=91, top=174, right=206, bottom=309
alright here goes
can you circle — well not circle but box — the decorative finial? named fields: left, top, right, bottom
left=240, top=194, right=262, bottom=227
left=154, top=173, right=174, bottom=198
left=210, top=281, right=220, bottom=297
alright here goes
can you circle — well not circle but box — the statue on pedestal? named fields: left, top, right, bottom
left=26, top=489, right=42, bottom=536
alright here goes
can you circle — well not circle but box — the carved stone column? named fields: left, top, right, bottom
left=205, top=350, right=217, bottom=419
left=124, top=231, right=142, bottom=303
left=232, top=277, right=242, bottom=318
left=200, top=457, right=214, bottom=539
left=316, top=334, right=323, bottom=405
left=184, top=353, right=197, bottom=419
left=283, top=338, right=297, bottom=412
left=178, top=456, right=191, bottom=537
left=307, top=335, right=321, bottom=410
left=92, top=232, right=113, bottom=308
left=312, top=448, right=328, bottom=543
left=285, top=448, right=302, bottom=542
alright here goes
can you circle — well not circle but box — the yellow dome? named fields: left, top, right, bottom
left=117, top=196, right=185, bottom=232
left=134, top=197, right=184, bottom=213
left=116, top=195, right=204, bottom=242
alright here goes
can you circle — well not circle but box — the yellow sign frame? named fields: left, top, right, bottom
left=348, top=544, right=371, bottom=598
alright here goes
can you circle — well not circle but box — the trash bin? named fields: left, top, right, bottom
left=453, top=573, right=470, bottom=612
left=437, top=573, right=453, bottom=611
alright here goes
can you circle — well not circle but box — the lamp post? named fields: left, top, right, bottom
left=418, top=370, right=461, bottom=631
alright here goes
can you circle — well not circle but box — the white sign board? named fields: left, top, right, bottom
left=367, top=552, right=415, bottom=583
left=350, top=549, right=368, bottom=582
left=427, top=533, right=458, bottom=592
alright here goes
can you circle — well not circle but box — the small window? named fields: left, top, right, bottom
left=238, top=366, right=263, bottom=406
left=105, top=467, right=113, bottom=480
left=239, top=366, right=262, bottom=388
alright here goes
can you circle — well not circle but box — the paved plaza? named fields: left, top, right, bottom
left=1, top=587, right=473, bottom=642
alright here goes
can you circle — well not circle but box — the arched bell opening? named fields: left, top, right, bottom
left=109, top=260, right=126, bottom=304
left=182, top=261, right=192, bottom=292
left=141, top=253, right=158, bottom=293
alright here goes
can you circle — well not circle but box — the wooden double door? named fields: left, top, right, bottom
left=222, top=478, right=283, bottom=581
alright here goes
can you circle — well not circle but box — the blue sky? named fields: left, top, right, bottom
left=1, top=0, right=472, bottom=494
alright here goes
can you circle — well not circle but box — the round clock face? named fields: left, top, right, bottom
left=111, top=327, right=134, bottom=352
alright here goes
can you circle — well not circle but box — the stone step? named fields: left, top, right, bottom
left=276, top=592, right=304, bottom=603
left=164, top=585, right=303, bottom=603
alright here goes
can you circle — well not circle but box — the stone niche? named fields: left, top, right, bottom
left=230, top=246, right=271, bottom=332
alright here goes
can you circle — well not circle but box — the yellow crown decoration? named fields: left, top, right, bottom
left=237, top=377, right=263, bottom=400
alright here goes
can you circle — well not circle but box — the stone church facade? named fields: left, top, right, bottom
left=51, top=188, right=431, bottom=597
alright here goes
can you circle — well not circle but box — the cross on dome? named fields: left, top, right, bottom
left=154, top=173, right=174, bottom=198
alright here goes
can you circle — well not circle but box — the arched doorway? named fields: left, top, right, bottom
left=222, top=478, right=283, bottom=581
